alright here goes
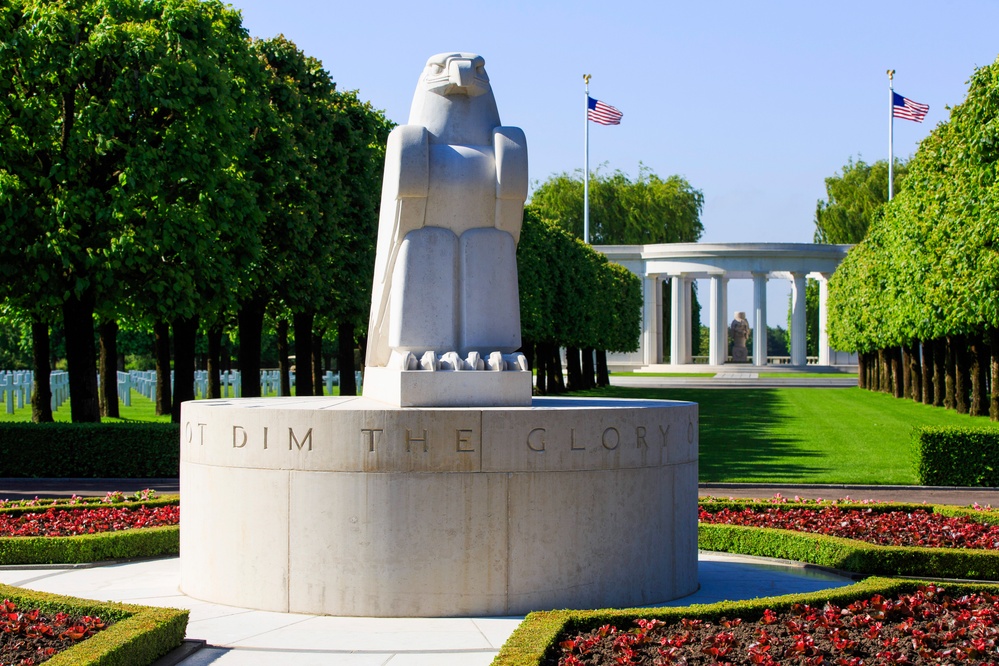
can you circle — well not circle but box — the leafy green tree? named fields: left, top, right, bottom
left=323, top=90, right=392, bottom=395
left=530, top=165, right=704, bottom=245
left=0, top=0, right=263, bottom=421
left=814, top=157, right=908, bottom=244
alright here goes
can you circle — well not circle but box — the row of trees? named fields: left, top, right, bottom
left=827, top=55, right=999, bottom=420
left=0, top=0, right=391, bottom=422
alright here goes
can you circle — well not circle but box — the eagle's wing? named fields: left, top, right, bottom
left=365, top=125, right=430, bottom=368
left=492, top=126, right=528, bottom=243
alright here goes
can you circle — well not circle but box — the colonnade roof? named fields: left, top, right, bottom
left=596, top=242, right=853, bottom=280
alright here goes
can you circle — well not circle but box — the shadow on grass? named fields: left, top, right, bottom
left=568, top=386, right=828, bottom=482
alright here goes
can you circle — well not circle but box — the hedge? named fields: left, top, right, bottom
left=698, top=522, right=999, bottom=580
left=493, top=578, right=999, bottom=666
left=913, top=426, right=999, bottom=486
left=0, top=583, right=188, bottom=666
left=0, top=525, right=179, bottom=565
left=0, top=423, right=179, bottom=477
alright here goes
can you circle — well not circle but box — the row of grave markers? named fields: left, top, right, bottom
left=0, top=369, right=363, bottom=415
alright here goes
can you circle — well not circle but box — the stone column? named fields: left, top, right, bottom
left=683, top=278, right=693, bottom=363
left=669, top=275, right=686, bottom=366
left=752, top=272, right=768, bottom=366
left=643, top=276, right=661, bottom=365
left=790, top=272, right=807, bottom=366
left=817, top=273, right=831, bottom=366
left=708, top=274, right=727, bottom=366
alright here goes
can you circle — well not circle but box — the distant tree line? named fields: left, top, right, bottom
left=827, top=55, right=999, bottom=420
left=0, top=0, right=391, bottom=422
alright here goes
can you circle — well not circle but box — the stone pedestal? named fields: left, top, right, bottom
left=179, top=396, right=699, bottom=617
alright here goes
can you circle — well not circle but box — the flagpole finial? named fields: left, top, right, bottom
left=887, top=69, right=895, bottom=80
left=583, top=74, right=591, bottom=85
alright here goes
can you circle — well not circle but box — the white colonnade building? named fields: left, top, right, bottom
left=597, top=242, right=854, bottom=369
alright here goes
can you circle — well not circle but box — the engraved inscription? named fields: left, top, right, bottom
left=184, top=422, right=207, bottom=445
left=570, top=428, right=584, bottom=451
left=455, top=429, right=475, bottom=452
left=362, top=428, right=383, bottom=452
left=601, top=427, right=620, bottom=450
left=406, top=429, right=428, bottom=453
left=289, top=427, right=313, bottom=451
left=636, top=426, right=647, bottom=448
left=659, top=424, right=670, bottom=446
left=233, top=425, right=247, bottom=448
left=527, top=427, right=546, bottom=452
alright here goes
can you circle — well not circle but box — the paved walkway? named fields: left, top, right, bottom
left=613, top=374, right=858, bottom=389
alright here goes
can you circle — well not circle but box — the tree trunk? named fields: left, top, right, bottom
left=312, top=329, right=324, bottom=396
left=954, top=334, right=970, bottom=415
left=98, top=319, right=120, bottom=418
left=171, top=315, right=198, bottom=423
left=337, top=321, right=357, bottom=396
left=970, top=333, right=988, bottom=417
left=534, top=341, right=547, bottom=395
left=62, top=293, right=101, bottom=422
left=276, top=318, right=291, bottom=397
left=237, top=298, right=265, bottom=397
left=206, top=325, right=222, bottom=399
left=944, top=336, right=956, bottom=410
left=901, top=345, right=912, bottom=400
left=891, top=347, right=903, bottom=398
left=921, top=340, right=934, bottom=405
left=581, top=347, right=595, bottom=390
left=857, top=352, right=867, bottom=389
left=293, top=311, right=314, bottom=397
left=30, top=318, right=53, bottom=423
left=542, top=342, right=564, bottom=394
left=990, top=328, right=999, bottom=421
left=933, top=337, right=945, bottom=407
left=877, top=348, right=890, bottom=393
left=153, top=321, right=172, bottom=416
left=565, top=347, right=582, bottom=392
left=908, top=341, right=921, bottom=404
left=596, top=350, right=610, bottom=387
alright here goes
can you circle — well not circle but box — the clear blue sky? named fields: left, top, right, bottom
left=226, top=0, right=999, bottom=327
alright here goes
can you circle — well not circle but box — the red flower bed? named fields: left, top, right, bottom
left=0, top=505, right=179, bottom=538
left=0, top=599, right=109, bottom=665
left=555, top=586, right=999, bottom=665
left=699, top=505, right=999, bottom=549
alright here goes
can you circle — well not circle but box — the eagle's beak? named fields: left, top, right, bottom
left=449, top=59, right=475, bottom=89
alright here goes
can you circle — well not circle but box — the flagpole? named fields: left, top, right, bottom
left=583, top=74, right=591, bottom=244
left=888, top=69, right=895, bottom=201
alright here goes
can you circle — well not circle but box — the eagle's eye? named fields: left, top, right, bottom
left=429, top=63, right=444, bottom=75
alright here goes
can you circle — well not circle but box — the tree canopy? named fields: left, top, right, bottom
left=530, top=166, right=704, bottom=244
left=814, top=157, right=909, bottom=244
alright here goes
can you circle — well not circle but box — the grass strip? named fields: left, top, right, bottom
left=492, top=578, right=999, bottom=666
left=0, top=583, right=187, bottom=666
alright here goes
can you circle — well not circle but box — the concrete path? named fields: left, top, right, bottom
left=612, top=374, right=858, bottom=389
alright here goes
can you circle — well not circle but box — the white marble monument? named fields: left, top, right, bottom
left=363, top=52, right=532, bottom=408
left=179, top=53, right=698, bottom=618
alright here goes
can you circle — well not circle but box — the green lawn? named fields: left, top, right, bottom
left=571, top=385, right=999, bottom=485
left=758, top=372, right=858, bottom=378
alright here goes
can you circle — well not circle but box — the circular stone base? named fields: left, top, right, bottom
left=179, top=396, right=698, bottom=617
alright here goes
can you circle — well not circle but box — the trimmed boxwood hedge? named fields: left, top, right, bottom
left=0, top=423, right=179, bottom=477
left=914, top=426, right=999, bottom=486
left=492, top=578, right=999, bottom=666
left=0, top=583, right=188, bottom=666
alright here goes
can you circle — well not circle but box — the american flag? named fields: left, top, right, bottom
left=892, top=92, right=929, bottom=123
left=587, top=96, right=623, bottom=125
